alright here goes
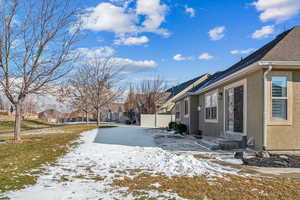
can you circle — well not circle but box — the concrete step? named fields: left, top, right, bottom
left=218, top=140, right=242, bottom=150
left=196, top=136, right=245, bottom=151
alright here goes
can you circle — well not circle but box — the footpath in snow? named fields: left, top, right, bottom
left=4, top=127, right=240, bottom=200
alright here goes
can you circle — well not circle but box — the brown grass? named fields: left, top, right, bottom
left=0, top=124, right=104, bottom=193
left=0, top=120, right=53, bottom=133
left=112, top=172, right=300, bottom=200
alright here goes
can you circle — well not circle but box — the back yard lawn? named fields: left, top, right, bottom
left=0, top=120, right=54, bottom=133
left=0, top=124, right=103, bottom=193
left=1, top=126, right=300, bottom=200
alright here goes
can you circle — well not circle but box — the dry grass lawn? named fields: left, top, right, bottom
left=0, top=124, right=103, bottom=193
left=112, top=172, right=300, bottom=200
left=0, top=120, right=53, bottom=133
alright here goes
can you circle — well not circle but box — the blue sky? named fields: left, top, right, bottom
left=75, top=0, right=300, bottom=86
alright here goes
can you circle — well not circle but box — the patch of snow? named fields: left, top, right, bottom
left=216, top=156, right=244, bottom=165
left=4, top=128, right=241, bottom=200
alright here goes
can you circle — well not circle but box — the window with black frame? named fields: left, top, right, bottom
left=272, top=76, right=288, bottom=120
left=184, top=99, right=189, bottom=115
left=205, top=92, right=218, bottom=121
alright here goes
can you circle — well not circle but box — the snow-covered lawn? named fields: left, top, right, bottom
left=3, top=127, right=241, bottom=200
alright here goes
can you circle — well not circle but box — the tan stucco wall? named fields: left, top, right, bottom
left=198, top=69, right=264, bottom=149
left=267, top=70, right=300, bottom=151
left=175, top=98, right=190, bottom=132
left=198, top=92, right=224, bottom=137
left=175, top=96, right=199, bottom=134
left=247, top=70, right=264, bottom=150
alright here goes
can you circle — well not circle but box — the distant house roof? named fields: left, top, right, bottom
left=107, top=103, right=124, bottom=113
left=38, top=109, right=63, bottom=120
left=166, top=74, right=208, bottom=98
left=189, top=71, right=223, bottom=93
left=191, top=26, right=300, bottom=94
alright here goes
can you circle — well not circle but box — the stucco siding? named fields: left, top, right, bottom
left=198, top=92, right=223, bottom=137
left=175, top=96, right=200, bottom=134
left=246, top=70, right=264, bottom=150
left=176, top=98, right=189, bottom=131
left=198, top=70, right=264, bottom=149
left=267, top=70, right=300, bottom=150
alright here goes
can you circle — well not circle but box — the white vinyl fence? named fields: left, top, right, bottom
left=140, top=114, right=175, bottom=128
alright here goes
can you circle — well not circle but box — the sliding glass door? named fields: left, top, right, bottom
left=224, top=83, right=245, bottom=135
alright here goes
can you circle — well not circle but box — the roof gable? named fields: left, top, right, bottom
left=166, top=74, right=208, bottom=98
left=262, top=26, right=300, bottom=61
left=192, top=26, right=299, bottom=94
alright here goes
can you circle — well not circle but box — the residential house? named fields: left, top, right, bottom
left=174, top=26, right=300, bottom=152
left=62, top=110, right=94, bottom=123
left=159, top=74, right=210, bottom=114
left=101, top=103, right=128, bottom=123
left=38, top=109, right=63, bottom=123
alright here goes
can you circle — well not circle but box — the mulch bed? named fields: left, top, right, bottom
left=243, top=154, right=300, bottom=168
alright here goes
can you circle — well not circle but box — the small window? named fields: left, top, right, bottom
left=272, top=76, right=288, bottom=120
left=175, top=103, right=180, bottom=119
left=184, top=99, right=189, bottom=115
left=205, top=91, right=218, bottom=121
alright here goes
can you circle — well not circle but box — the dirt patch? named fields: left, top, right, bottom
left=244, top=154, right=300, bottom=168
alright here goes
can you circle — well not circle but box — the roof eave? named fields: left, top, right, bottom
left=191, top=61, right=261, bottom=95
left=192, top=60, right=300, bottom=96
left=259, top=61, right=300, bottom=67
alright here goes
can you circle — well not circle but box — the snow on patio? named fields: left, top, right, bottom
left=4, top=127, right=241, bottom=200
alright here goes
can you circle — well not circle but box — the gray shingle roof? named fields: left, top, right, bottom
left=166, top=74, right=208, bottom=98
left=190, top=26, right=297, bottom=93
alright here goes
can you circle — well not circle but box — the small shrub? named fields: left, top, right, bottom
left=175, top=123, right=187, bottom=134
left=168, top=122, right=177, bottom=130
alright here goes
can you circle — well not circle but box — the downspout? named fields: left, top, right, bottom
left=263, top=65, right=272, bottom=150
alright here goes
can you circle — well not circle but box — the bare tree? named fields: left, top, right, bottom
left=22, top=95, right=37, bottom=114
left=72, top=58, right=124, bottom=125
left=124, top=84, right=138, bottom=124
left=58, top=77, right=93, bottom=124
left=0, top=0, right=81, bottom=140
left=125, top=76, right=168, bottom=124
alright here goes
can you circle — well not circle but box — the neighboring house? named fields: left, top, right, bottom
left=174, top=26, right=300, bottom=152
left=63, top=110, right=94, bottom=123
left=159, top=74, right=210, bottom=114
left=174, top=72, right=222, bottom=134
left=38, top=109, right=63, bottom=123
left=101, top=103, right=128, bottom=123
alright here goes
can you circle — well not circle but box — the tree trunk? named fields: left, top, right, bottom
left=85, top=111, right=88, bottom=124
left=14, top=103, right=22, bottom=141
left=96, top=109, right=100, bottom=126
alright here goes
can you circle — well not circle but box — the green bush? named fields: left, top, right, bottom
left=175, top=123, right=187, bottom=134
left=168, top=122, right=177, bottom=130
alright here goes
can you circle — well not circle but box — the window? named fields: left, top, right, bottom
left=175, top=103, right=180, bottom=119
left=205, top=91, right=218, bottom=121
left=271, top=76, right=288, bottom=120
left=184, top=99, right=189, bottom=116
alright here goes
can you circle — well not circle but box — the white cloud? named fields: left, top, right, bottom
left=230, top=48, right=255, bottom=55
left=173, top=54, right=192, bottom=61
left=74, top=47, right=156, bottom=73
left=252, top=25, right=275, bottom=39
left=80, top=3, right=137, bottom=34
left=208, top=26, right=225, bottom=40
left=112, top=57, right=157, bottom=73
left=185, top=5, right=195, bottom=17
left=76, top=46, right=115, bottom=58
left=136, top=0, right=169, bottom=36
left=198, top=53, right=214, bottom=60
left=114, top=36, right=149, bottom=46
left=80, top=1, right=169, bottom=38
left=253, top=0, right=300, bottom=23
